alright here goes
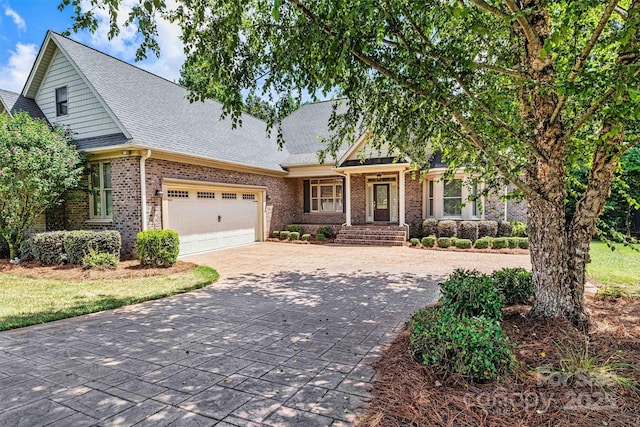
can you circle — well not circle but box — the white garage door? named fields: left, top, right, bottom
left=166, top=188, right=259, bottom=256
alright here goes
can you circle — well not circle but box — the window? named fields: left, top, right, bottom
left=443, top=179, right=462, bottom=217
left=222, top=192, right=237, bottom=199
left=197, top=191, right=215, bottom=199
left=310, top=178, right=343, bottom=213
left=471, top=183, right=479, bottom=217
left=56, top=87, right=68, bottom=116
left=89, top=162, right=112, bottom=219
left=168, top=190, right=189, bottom=198
left=427, top=180, right=434, bottom=217
left=242, top=194, right=256, bottom=200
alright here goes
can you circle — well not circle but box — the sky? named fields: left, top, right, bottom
left=0, top=0, right=185, bottom=93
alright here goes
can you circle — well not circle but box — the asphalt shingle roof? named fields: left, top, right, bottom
left=0, top=89, right=46, bottom=120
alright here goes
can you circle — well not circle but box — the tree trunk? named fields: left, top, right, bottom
left=8, top=241, right=18, bottom=260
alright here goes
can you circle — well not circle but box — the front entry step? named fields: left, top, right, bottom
left=334, top=225, right=407, bottom=246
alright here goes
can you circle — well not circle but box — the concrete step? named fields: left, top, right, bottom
left=333, top=239, right=404, bottom=246
left=335, top=225, right=407, bottom=246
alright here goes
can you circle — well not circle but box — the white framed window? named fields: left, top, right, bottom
left=310, top=178, right=343, bottom=213
left=56, top=87, right=68, bottom=116
left=443, top=179, right=462, bottom=217
left=89, top=162, right=112, bottom=219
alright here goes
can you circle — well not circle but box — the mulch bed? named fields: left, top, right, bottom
left=359, top=296, right=640, bottom=426
left=0, top=259, right=197, bottom=280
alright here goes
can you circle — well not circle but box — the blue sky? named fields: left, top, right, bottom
left=0, top=0, right=185, bottom=93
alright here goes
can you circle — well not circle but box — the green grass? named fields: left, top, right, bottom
left=0, top=266, right=218, bottom=331
left=588, top=241, right=640, bottom=297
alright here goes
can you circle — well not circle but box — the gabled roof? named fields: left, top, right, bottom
left=0, top=89, right=46, bottom=119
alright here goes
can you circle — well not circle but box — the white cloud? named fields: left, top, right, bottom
left=4, top=6, right=26, bottom=32
left=0, top=42, right=37, bottom=92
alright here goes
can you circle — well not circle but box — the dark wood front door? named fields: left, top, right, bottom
left=374, top=184, right=390, bottom=221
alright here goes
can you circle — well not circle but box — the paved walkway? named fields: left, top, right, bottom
left=0, top=243, right=529, bottom=426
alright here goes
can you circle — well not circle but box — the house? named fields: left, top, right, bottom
left=0, top=31, right=526, bottom=256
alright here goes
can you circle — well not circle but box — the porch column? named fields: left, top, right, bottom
left=345, top=172, right=352, bottom=226
left=399, top=169, right=406, bottom=225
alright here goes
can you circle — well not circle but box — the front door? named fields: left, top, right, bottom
left=374, top=184, right=390, bottom=222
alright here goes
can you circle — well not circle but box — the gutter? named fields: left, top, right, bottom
left=140, top=149, right=152, bottom=231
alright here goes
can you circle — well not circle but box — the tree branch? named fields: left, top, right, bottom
left=467, top=0, right=510, bottom=20
left=565, top=86, right=616, bottom=142
left=474, top=62, right=531, bottom=80
left=502, top=0, right=542, bottom=48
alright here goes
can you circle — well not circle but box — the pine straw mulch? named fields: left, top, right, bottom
left=0, top=259, right=197, bottom=280
left=359, top=296, right=640, bottom=427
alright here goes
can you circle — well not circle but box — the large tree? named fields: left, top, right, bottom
left=61, top=0, right=639, bottom=325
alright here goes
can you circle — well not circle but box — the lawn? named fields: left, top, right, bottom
left=0, top=265, right=218, bottom=330
left=588, top=241, right=640, bottom=296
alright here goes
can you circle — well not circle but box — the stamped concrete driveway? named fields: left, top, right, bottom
left=0, top=243, right=529, bottom=426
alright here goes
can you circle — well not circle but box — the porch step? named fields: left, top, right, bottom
left=334, top=225, right=407, bottom=246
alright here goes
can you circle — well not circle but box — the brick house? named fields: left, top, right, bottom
left=0, top=31, right=525, bottom=256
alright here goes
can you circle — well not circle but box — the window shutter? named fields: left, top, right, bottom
left=303, top=180, right=310, bottom=213
left=343, top=177, right=346, bottom=213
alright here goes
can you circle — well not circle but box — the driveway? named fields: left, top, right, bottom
left=0, top=243, right=529, bottom=426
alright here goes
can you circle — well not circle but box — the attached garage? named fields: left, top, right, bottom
left=162, top=179, right=265, bottom=256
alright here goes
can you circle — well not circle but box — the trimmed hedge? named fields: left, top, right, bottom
left=82, top=251, right=118, bottom=270
left=437, top=237, right=451, bottom=248
left=491, top=267, right=535, bottom=305
left=507, top=237, right=519, bottom=249
left=421, top=235, right=436, bottom=248
left=455, top=238, right=472, bottom=249
left=19, top=238, right=35, bottom=260
left=492, top=237, right=509, bottom=249
left=286, top=224, right=304, bottom=234
left=316, top=225, right=334, bottom=238
left=510, top=221, right=527, bottom=237
left=439, top=268, right=504, bottom=320
left=31, top=231, right=67, bottom=265
left=477, top=220, right=498, bottom=238
left=517, top=237, right=529, bottom=249
left=289, top=231, right=300, bottom=240
left=316, top=233, right=326, bottom=241
left=301, top=233, right=311, bottom=241
left=136, top=229, right=180, bottom=267
left=279, top=231, right=290, bottom=240
left=64, top=230, right=121, bottom=265
left=437, top=220, right=457, bottom=238
left=497, top=221, right=513, bottom=237
left=458, top=221, right=478, bottom=242
left=422, top=218, right=439, bottom=238
left=410, top=238, right=420, bottom=246
left=475, top=238, right=491, bottom=249
left=272, top=230, right=280, bottom=237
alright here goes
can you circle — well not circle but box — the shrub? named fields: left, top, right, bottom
left=136, top=229, right=180, bottom=267
left=0, top=235, right=8, bottom=259
left=458, top=221, right=478, bottom=242
left=81, top=251, right=118, bottom=270
left=507, top=237, right=519, bottom=249
left=316, top=233, right=326, bottom=241
left=437, top=237, right=451, bottom=248
left=410, top=307, right=514, bottom=382
left=474, top=238, right=490, bottom=249
left=477, top=220, right=498, bottom=238
left=272, top=230, right=280, bottom=237
left=455, top=239, right=472, bottom=249
left=492, top=237, right=509, bottom=249
left=316, top=225, right=334, bottom=238
left=289, top=231, right=300, bottom=240
left=64, top=230, right=121, bottom=265
left=422, top=218, right=439, bottom=237
left=286, top=224, right=304, bottom=234
left=510, top=221, right=527, bottom=237
left=497, top=221, right=513, bottom=237
left=439, top=268, right=504, bottom=320
left=490, top=267, right=535, bottom=305
left=421, top=235, right=436, bottom=248
left=19, top=237, right=35, bottom=260
left=31, top=231, right=67, bottom=265
left=517, top=237, right=529, bottom=249
left=437, top=220, right=457, bottom=238
left=279, top=231, right=290, bottom=240
left=410, top=238, right=420, bottom=246
left=301, top=233, right=311, bottom=241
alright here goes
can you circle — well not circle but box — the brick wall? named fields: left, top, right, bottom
left=288, top=177, right=346, bottom=225
left=484, top=184, right=528, bottom=222
left=405, top=173, right=423, bottom=237
left=351, top=174, right=367, bottom=224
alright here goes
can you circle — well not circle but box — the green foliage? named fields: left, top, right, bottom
left=0, top=113, right=84, bottom=259
left=421, top=235, right=436, bottom=248
left=497, top=221, right=513, bottom=238
left=490, top=268, right=535, bottom=306
left=316, top=233, right=326, bottom=241
left=517, top=237, right=530, bottom=249
left=458, top=221, right=478, bottom=242
left=409, top=237, right=420, bottom=246
left=0, top=235, right=8, bottom=259
left=289, top=231, right=300, bottom=240
left=437, top=237, right=451, bottom=248
left=18, top=238, right=34, bottom=260
left=455, top=238, right=472, bottom=249
left=507, top=237, right=518, bottom=249
left=422, top=219, right=438, bottom=238
left=279, top=230, right=290, bottom=240
left=301, top=233, right=311, bottom=241
left=81, top=251, right=118, bottom=270
left=437, top=220, right=457, bottom=238
left=136, top=229, right=180, bottom=267
left=510, top=221, right=527, bottom=237
left=477, top=221, right=498, bottom=239
left=316, top=225, right=334, bottom=238
left=30, top=232, right=67, bottom=265
left=286, top=224, right=304, bottom=234
left=474, top=238, right=490, bottom=249
left=593, top=286, right=626, bottom=302
left=272, top=230, right=280, bottom=237
left=492, top=237, right=509, bottom=249
left=64, top=230, right=121, bottom=264
left=439, top=269, right=503, bottom=321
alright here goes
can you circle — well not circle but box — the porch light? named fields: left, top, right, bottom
left=155, top=189, right=163, bottom=196
left=122, top=150, right=131, bottom=155
left=376, top=173, right=382, bottom=181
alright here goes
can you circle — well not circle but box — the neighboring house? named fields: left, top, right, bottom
left=0, top=31, right=526, bottom=256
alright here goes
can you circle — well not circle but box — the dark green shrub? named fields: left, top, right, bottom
left=31, top=231, right=67, bottom=265
left=458, top=221, right=478, bottom=242
left=422, top=218, right=439, bottom=237
left=410, top=238, right=420, bottom=246
left=497, top=221, right=513, bottom=237
left=410, top=307, right=514, bottom=382
left=517, top=237, right=529, bottom=249
left=507, top=237, right=519, bottom=249
left=421, top=235, right=436, bottom=248
left=510, top=221, right=527, bottom=237
left=474, top=238, right=490, bottom=249
left=450, top=237, right=457, bottom=246
left=437, top=237, right=451, bottom=248
left=316, top=225, right=334, bottom=238
left=286, top=224, right=304, bottom=234
left=289, top=231, right=300, bottom=240
left=491, top=268, right=535, bottom=305
left=19, top=237, right=35, bottom=260
left=64, top=230, right=121, bottom=265
left=437, top=220, right=457, bottom=238
left=455, top=238, right=472, bottom=249
left=439, top=268, right=504, bottom=320
left=301, top=233, right=311, bottom=241
left=316, top=233, right=326, bottom=241
left=272, top=230, right=280, bottom=237
left=0, top=235, right=8, bottom=259
left=81, top=251, right=118, bottom=270
left=136, top=229, right=180, bottom=267
left=492, top=237, right=509, bottom=249
left=477, top=220, right=498, bottom=238
left=279, top=231, right=290, bottom=240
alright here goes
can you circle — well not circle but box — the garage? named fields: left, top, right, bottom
left=162, top=180, right=264, bottom=256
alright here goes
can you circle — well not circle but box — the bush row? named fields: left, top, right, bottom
left=20, top=230, right=121, bottom=266
left=273, top=224, right=334, bottom=242
left=418, top=235, right=528, bottom=250
left=422, top=219, right=527, bottom=241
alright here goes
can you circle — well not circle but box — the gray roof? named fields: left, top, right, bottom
left=0, top=89, right=46, bottom=119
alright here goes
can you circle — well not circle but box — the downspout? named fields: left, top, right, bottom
left=140, top=149, right=152, bottom=231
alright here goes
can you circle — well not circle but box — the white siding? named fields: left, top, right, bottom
left=346, top=141, right=401, bottom=161
left=35, top=49, right=121, bottom=139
